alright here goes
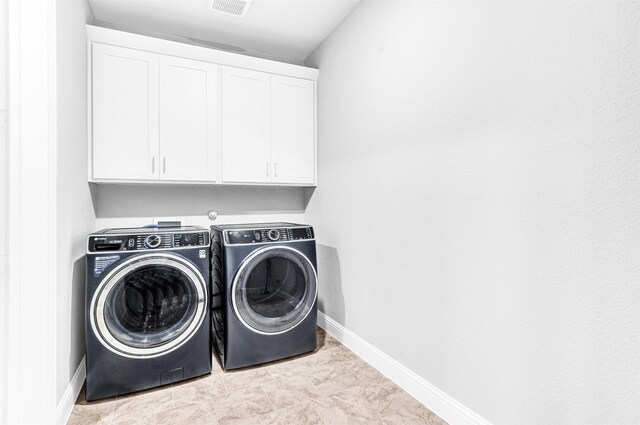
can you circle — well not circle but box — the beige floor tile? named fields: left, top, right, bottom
left=66, top=400, right=116, bottom=425
left=308, top=363, right=361, bottom=397
left=372, top=387, right=448, bottom=425
left=265, top=355, right=317, bottom=379
left=216, top=417, right=260, bottom=425
left=222, top=365, right=274, bottom=393
left=308, top=345, right=355, bottom=369
left=112, top=384, right=173, bottom=420
left=155, top=401, right=218, bottom=425
left=381, top=411, right=448, bottom=425
left=261, top=374, right=323, bottom=410
left=355, top=379, right=449, bottom=425
left=173, top=374, right=228, bottom=404
left=110, top=412, right=156, bottom=425
left=312, top=357, right=387, bottom=387
left=349, top=358, right=390, bottom=386
left=212, top=386, right=275, bottom=425
left=309, top=358, right=354, bottom=375
left=354, top=380, right=404, bottom=412
left=316, top=328, right=341, bottom=351
left=257, top=402, right=325, bottom=425
left=311, top=387, right=380, bottom=425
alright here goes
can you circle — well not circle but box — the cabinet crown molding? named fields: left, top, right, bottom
left=86, top=25, right=319, bottom=81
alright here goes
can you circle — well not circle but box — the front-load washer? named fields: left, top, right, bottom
left=210, top=222, right=317, bottom=370
left=85, top=226, right=211, bottom=401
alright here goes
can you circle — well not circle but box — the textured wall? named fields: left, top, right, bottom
left=305, top=1, right=640, bottom=424
left=56, top=0, right=96, bottom=404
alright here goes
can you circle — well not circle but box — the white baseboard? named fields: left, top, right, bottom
left=317, top=312, right=492, bottom=425
left=56, top=356, right=85, bottom=425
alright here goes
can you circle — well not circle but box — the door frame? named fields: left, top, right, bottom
left=5, top=0, right=58, bottom=423
left=0, top=0, right=7, bottom=421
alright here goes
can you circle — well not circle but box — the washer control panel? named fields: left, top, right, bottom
left=225, top=226, right=314, bottom=245
left=88, top=231, right=208, bottom=252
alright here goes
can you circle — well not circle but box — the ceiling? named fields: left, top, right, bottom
left=87, top=0, right=362, bottom=64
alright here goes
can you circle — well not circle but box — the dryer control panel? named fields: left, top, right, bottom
left=224, top=226, right=314, bottom=245
left=87, top=228, right=209, bottom=253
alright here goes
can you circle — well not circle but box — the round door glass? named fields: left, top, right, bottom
left=92, top=254, right=207, bottom=357
left=103, top=265, right=198, bottom=348
left=233, top=247, right=317, bottom=334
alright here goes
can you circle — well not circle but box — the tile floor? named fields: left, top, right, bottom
left=68, top=328, right=447, bottom=425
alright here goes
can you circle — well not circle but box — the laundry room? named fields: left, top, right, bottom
left=1, top=1, right=639, bottom=425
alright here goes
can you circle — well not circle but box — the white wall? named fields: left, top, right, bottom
left=0, top=0, right=8, bottom=421
left=93, top=184, right=308, bottom=229
left=56, top=0, right=95, bottom=407
left=305, top=2, right=640, bottom=424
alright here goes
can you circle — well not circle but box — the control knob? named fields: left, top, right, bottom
left=267, top=229, right=280, bottom=241
left=145, top=234, right=162, bottom=248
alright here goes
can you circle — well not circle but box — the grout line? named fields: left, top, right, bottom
left=259, top=384, right=278, bottom=414
left=308, top=402, right=328, bottom=425
left=305, top=372, right=325, bottom=400
left=219, top=372, right=230, bottom=397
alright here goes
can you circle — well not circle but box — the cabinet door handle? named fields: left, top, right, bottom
left=163, top=157, right=166, bottom=174
left=151, top=157, right=155, bottom=173
left=266, top=162, right=269, bottom=177
left=274, top=163, right=277, bottom=178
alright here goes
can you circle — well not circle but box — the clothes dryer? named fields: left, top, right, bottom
left=210, top=223, right=317, bottom=369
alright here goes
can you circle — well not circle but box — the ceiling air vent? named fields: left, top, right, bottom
left=208, top=0, right=254, bottom=17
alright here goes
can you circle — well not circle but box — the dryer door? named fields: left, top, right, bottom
left=232, top=246, right=317, bottom=334
left=90, top=252, right=207, bottom=358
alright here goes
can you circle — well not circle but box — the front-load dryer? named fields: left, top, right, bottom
left=210, top=223, right=317, bottom=370
left=85, top=226, right=211, bottom=401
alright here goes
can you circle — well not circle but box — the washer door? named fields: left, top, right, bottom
left=90, top=252, right=207, bottom=358
left=232, top=246, right=317, bottom=335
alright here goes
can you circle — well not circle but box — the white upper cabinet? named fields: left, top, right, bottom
left=221, top=69, right=317, bottom=185
left=159, top=56, right=220, bottom=182
left=221, top=67, right=271, bottom=184
left=92, top=44, right=159, bottom=180
left=88, top=26, right=317, bottom=186
left=271, top=75, right=315, bottom=185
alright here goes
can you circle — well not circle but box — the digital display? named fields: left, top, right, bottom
left=227, top=231, right=256, bottom=244
left=291, top=228, right=311, bottom=240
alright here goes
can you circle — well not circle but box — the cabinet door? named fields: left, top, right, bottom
left=271, top=76, right=315, bottom=185
left=159, top=56, right=220, bottom=182
left=221, top=67, right=271, bottom=183
left=92, top=44, right=159, bottom=180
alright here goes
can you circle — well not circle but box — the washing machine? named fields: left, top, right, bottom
left=210, top=223, right=317, bottom=370
left=85, top=226, right=211, bottom=401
